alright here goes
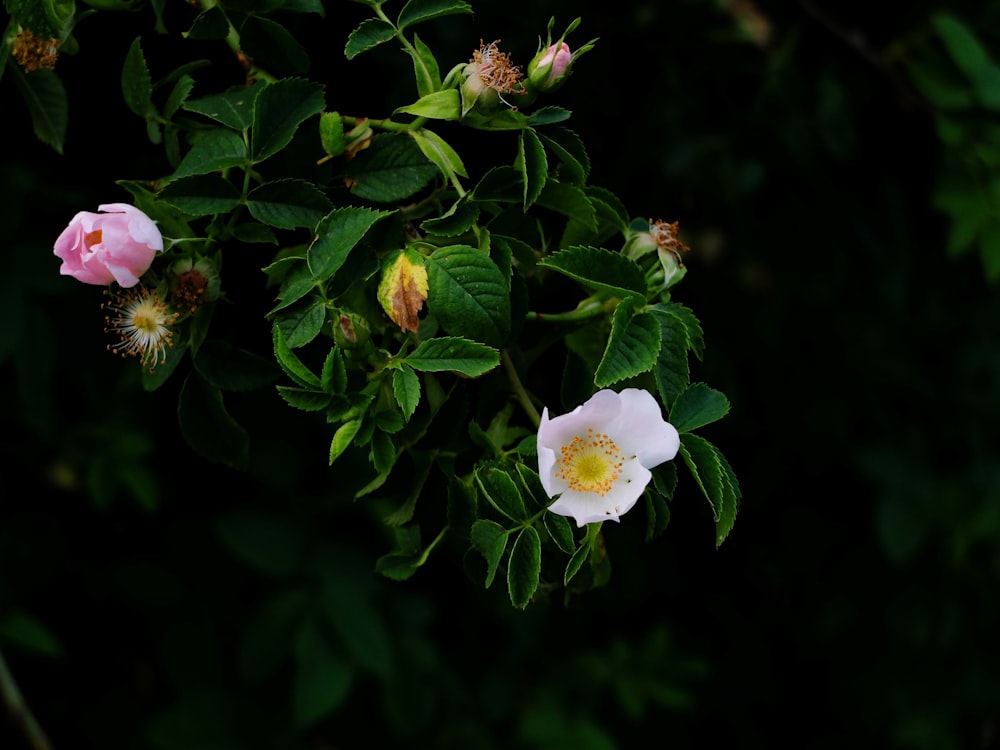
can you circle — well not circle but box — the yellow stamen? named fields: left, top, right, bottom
left=554, top=428, right=626, bottom=496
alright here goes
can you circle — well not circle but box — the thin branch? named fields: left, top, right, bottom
left=0, top=649, right=53, bottom=750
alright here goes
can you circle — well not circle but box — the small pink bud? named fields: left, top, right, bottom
left=539, top=43, right=572, bottom=82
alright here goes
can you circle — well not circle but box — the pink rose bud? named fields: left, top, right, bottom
left=54, top=203, right=163, bottom=287
left=524, top=18, right=597, bottom=96
left=539, top=43, right=571, bottom=82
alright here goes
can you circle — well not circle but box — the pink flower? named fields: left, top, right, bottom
left=54, top=203, right=163, bottom=287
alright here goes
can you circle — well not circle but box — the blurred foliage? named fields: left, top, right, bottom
left=2, top=0, right=1000, bottom=748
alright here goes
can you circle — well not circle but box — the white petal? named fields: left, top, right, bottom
left=612, top=388, right=679, bottom=468
left=536, top=389, right=621, bottom=454
left=546, top=459, right=651, bottom=527
left=537, top=443, right=561, bottom=497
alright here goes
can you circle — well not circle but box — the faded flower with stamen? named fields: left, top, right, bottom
left=623, top=217, right=691, bottom=290
left=11, top=29, right=59, bottom=72
left=460, top=39, right=524, bottom=116
left=537, top=388, right=680, bottom=527
left=103, top=286, right=180, bottom=371
left=168, top=257, right=221, bottom=315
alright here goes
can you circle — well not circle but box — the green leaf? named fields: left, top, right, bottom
left=404, top=336, right=499, bottom=376
left=371, top=429, right=396, bottom=474
left=538, top=246, right=646, bottom=300
left=344, top=133, right=439, bottom=202
left=648, top=304, right=704, bottom=406
left=932, top=12, right=991, bottom=81
left=594, top=299, right=661, bottom=387
left=392, top=365, right=421, bottom=420
left=470, top=519, right=508, bottom=588
left=410, top=128, right=468, bottom=178
left=0, top=612, right=63, bottom=658
left=251, top=78, right=326, bottom=163
left=193, top=340, right=280, bottom=391
left=716, top=448, right=740, bottom=547
left=272, top=323, right=320, bottom=388
left=274, top=296, right=327, bottom=348
left=669, top=382, right=731, bottom=433
left=156, top=173, right=241, bottom=216
left=586, top=185, right=629, bottom=235
left=507, top=526, right=541, bottom=609
left=471, top=165, right=522, bottom=202
left=395, top=89, right=461, bottom=120
left=10, top=67, right=67, bottom=154
left=564, top=540, right=590, bottom=586
left=269, top=259, right=316, bottom=314
left=292, top=623, right=353, bottom=727
left=538, top=126, right=590, bottom=183
left=666, top=302, right=705, bottom=359
left=330, top=419, right=363, bottom=464
left=678, top=433, right=725, bottom=531
left=421, top=199, right=480, bottom=236
left=319, top=111, right=346, bottom=156
left=408, top=33, right=441, bottom=97
left=644, top=491, right=671, bottom=542
left=240, top=15, right=309, bottom=75
left=178, top=373, right=249, bottom=470
left=308, top=206, right=393, bottom=281
left=475, top=466, right=527, bottom=522
left=276, top=386, right=332, bottom=412
left=164, top=74, right=196, bottom=119
left=121, top=37, right=155, bottom=119
left=217, top=511, right=304, bottom=576
left=186, top=5, right=230, bottom=40
left=518, top=128, right=547, bottom=210
left=426, top=245, right=510, bottom=346
left=397, top=0, right=472, bottom=30
left=544, top=511, right=576, bottom=555
left=170, top=129, right=248, bottom=179
left=321, top=347, right=347, bottom=395
left=537, top=180, right=597, bottom=230
left=184, top=80, right=265, bottom=130
left=344, top=18, right=396, bottom=60
left=247, top=179, right=333, bottom=229
left=321, top=578, right=393, bottom=677
left=528, top=106, right=572, bottom=126
left=652, top=310, right=689, bottom=412
left=240, top=589, right=310, bottom=684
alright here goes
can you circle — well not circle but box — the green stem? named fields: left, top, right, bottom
left=198, top=0, right=278, bottom=82
left=0, top=649, right=52, bottom=750
left=502, top=349, right=540, bottom=429
left=372, top=3, right=435, bottom=87
left=525, top=296, right=615, bottom=323
left=342, top=114, right=427, bottom=132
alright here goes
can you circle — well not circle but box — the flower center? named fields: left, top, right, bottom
left=471, top=40, right=523, bottom=94
left=84, top=229, right=103, bottom=248
left=103, top=287, right=179, bottom=371
left=172, top=270, right=208, bottom=313
left=555, top=428, right=626, bottom=496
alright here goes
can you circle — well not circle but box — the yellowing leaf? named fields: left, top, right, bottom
left=377, top=250, right=428, bottom=333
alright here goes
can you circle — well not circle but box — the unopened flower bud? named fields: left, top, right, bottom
left=526, top=43, right=572, bottom=92
left=523, top=17, right=598, bottom=96
left=333, top=310, right=370, bottom=349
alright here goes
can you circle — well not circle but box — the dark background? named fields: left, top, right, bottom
left=2, top=0, right=999, bottom=748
